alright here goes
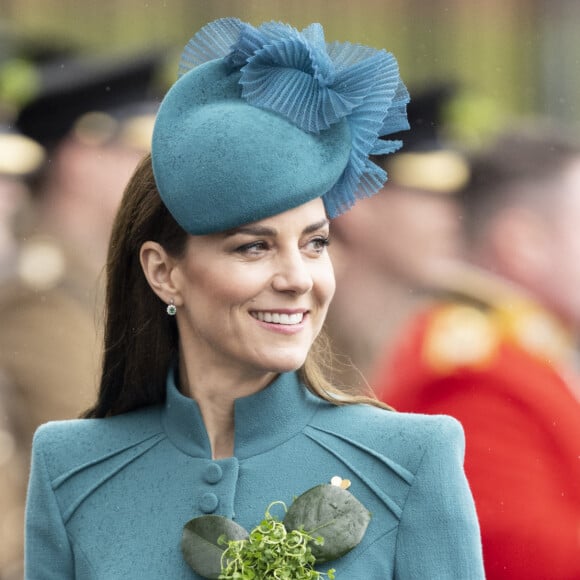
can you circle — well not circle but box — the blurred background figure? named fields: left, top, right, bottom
left=0, top=44, right=164, bottom=579
left=0, top=127, right=44, bottom=282
left=374, top=125, right=580, bottom=579
left=325, top=85, right=470, bottom=389
left=0, top=125, right=44, bottom=580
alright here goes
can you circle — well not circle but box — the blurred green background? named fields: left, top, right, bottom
left=1, top=0, right=579, bottom=144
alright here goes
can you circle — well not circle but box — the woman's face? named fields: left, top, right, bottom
left=171, top=198, right=335, bottom=379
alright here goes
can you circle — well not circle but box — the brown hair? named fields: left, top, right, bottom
left=84, top=154, right=390, bottom=418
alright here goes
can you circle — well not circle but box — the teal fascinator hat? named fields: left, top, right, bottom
left=152, top=18, right=410, bottom=235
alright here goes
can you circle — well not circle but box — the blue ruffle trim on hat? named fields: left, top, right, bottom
left=178, top=17, right=409, bottom=218
left=178, top=17, right=244, bottom=76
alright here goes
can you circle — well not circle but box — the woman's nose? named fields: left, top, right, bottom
left=271, top=250, right=313, bottom=294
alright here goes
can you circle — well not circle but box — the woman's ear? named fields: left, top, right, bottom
left=139, top=241, right=181, bottom=304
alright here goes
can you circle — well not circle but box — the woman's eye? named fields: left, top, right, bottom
left=235, top=240, right=269, bottom=255
left=308, top=236, right=330, bottom=254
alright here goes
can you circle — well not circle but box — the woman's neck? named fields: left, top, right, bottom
left=178, top=357, right=277, bottom=459
left=191, top=391, right=235, bottom=459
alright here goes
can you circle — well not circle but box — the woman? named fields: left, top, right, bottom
left=25, top=18, right=484, bottom=578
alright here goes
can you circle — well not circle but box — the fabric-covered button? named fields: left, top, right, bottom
left=204, top=463, right=223, bottom=484
left=199, top=492, right=219, bottom=513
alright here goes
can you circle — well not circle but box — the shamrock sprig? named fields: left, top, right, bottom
left=218, top=501, right=335, bottom=579
left=181, top=480, right=371, bottom=579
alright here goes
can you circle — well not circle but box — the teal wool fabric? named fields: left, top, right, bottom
left=25, top=372, right=485, bottom=578
left=152, top=59, right=352, bottom=235
left=151, top=19, right=410, bottom=235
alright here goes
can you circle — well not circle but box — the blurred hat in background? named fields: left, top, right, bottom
left=377, top=83, right=470, bottom=194
left=15, top=48, right=166, bottom=151
left=0, top=25, right=77, bottom=121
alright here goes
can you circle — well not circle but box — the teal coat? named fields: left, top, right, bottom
left=26, top=371, right=484, bottom=578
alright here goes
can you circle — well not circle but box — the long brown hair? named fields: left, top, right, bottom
left=84, top=154, right=391, bottom=418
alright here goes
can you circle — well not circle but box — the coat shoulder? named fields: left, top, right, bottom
left=32, top=406, right=164, bottom=479
left=315, top=401, right=463, bottom=440
left=311, top=402, right=464, bottom=471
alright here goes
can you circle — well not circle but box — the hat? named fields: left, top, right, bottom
left=15, top=49, right=165, bottom=149
left=152, top=18, right=409, bottom=235
left=391, top=84, right=455, bottom=151
left=378, top=84, right=470, bottom=194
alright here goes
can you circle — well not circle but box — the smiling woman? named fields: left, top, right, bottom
left=139, top=199, right=336, bottom=434
left=24, top=17, right=485, bottom=579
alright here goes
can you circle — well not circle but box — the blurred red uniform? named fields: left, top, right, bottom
left=374, top=277, right=580, bottom=579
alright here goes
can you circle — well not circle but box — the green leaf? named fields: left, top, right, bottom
left=181, top=515, right=249, bottom=579
left=283, top=484, right=371, bottom=563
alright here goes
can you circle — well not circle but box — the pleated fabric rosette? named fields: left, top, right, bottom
left=152, top=18, right=409, bottom=235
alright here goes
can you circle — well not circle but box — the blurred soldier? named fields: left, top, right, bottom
left=0, top=48, right=163, bottom=579
left=0, top=126, right=44, bottom=580
left=325, top=85, right=469, bottom=389
left=374, top=125, right=580, bottom=579
left=0, top=127, right=44, bottom=281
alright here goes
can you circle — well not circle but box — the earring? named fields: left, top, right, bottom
left=166, top=299, right=177, bottom=316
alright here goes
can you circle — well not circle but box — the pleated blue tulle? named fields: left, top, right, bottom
left=178, top=18, right=410, bottom=218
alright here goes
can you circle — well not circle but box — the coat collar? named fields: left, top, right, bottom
left=161, top=368, right=324, bottom=459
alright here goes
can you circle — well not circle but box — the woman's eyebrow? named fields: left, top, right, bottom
left=225, top=225, right=276, bottom=237
left=303, top=219, right=330, bottom=234
left=225, top=219, right=329, bottom=238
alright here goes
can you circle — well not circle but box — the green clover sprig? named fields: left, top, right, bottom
left=181, top=483, right=371, bottom=579
left=218, top=501, right=335, bottom=579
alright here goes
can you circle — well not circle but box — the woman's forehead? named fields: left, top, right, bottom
left=186, top=199, right=329, bottom=247
left=230, top=199, right=329, bottom=232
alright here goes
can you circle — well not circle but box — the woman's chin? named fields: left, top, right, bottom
left=258, top=353, right=309, bottom=374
